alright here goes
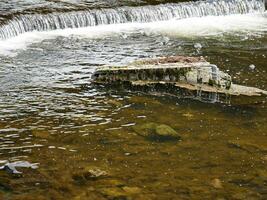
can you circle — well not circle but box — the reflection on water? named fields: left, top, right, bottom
left=0, top=2, right=267, bottom=199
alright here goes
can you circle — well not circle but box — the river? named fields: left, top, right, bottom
left=0, top=0, right=267, bottom=199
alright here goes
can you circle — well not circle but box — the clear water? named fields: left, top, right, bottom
left=0, top=0, right=267, bottom=199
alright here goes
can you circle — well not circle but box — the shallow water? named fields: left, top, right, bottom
left=0, top=0, right=267, bottom=199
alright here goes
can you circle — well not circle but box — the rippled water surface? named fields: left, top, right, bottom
left=0, top=0, right=267, bottom=199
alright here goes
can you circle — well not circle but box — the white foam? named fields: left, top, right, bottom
left=0, top=12, right=266, bottom=56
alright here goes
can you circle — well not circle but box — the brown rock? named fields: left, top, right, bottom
left=211, top=178, right=223, bottom=189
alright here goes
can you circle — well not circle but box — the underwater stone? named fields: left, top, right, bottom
left=72, top=167, right=108, bottom=184
left=133, top=123, right=181, bottom=140
left=155, top=125, right=181, bottom=139
left=0, top=161, right=39, bottom=174
left=133, top=122, right=157, bottom=137
left=249, top=64, right=256, bottom=70
left=211, top=178, right=223, bottom=189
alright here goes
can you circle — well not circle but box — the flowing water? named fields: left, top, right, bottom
left=0, top=0, right=267, bottom=199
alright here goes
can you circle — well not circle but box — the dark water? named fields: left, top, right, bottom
left=0, top=0, right=267, bottom=199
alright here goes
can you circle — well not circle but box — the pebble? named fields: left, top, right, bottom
left=249, top=64, right=256, bottom=70
left=211, top=178, right=223, bottom=189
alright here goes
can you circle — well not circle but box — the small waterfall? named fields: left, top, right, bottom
left=0, top=0, right=265, bottom=40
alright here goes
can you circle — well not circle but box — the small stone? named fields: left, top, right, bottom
left=0, top=161, right=39, bottom=175
left=249, top=64, right=256, bottom=70
left=72, top=167, right=108, bottom=184
left=86, top=168, right=108, bottom=178
left=211, top=178, right=223, bottom=189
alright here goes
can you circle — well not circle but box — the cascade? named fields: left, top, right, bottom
left=0, top=0, right=265, bottom=40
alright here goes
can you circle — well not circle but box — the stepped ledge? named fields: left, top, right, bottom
left=92, top=56, right=267, bottom=103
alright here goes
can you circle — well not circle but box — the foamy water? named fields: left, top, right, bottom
left=0, top=12, right=266, bottom=56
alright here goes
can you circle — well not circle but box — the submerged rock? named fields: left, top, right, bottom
left=72, top=167, right=108, bottom=184
left=155, top=124, right=179, bottom=138
left=133, top=122, right=157, bottom=137
left=133, top=123, right=181, bottom=141
left=249, top=64, right=256, bottom=70
left=211, top=178, right=223, bottom=189
left=0, top=161, right=39, bottom=174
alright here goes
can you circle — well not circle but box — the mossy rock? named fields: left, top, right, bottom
left=133, top=123, right=181, bottom=141
left=155, top=125, right=181, bottom=139
left=133, top=123, right=157, bottom=137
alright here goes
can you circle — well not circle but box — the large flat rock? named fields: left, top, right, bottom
left=92, top=56, right=267, bottom=102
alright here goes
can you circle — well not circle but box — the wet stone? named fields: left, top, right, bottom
left=133, top=123, right=181, bottom=141
left=133, top=122, right=157, bottom=137
left=155, top=125, right=181, bottom=139
left=0, top=161, right=39, bottom=175
left=211, top=178, right=223, bottom=189
left=72, top=167, right=108, bottom=184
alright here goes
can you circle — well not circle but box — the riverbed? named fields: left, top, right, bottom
left=0, top=0, right=267, bottom=199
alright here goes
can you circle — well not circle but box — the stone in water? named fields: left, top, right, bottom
left=249, top=64, right=256, bottom=70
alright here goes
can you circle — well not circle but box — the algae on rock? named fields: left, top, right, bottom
left=133, top=123, right=181, bottom=141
